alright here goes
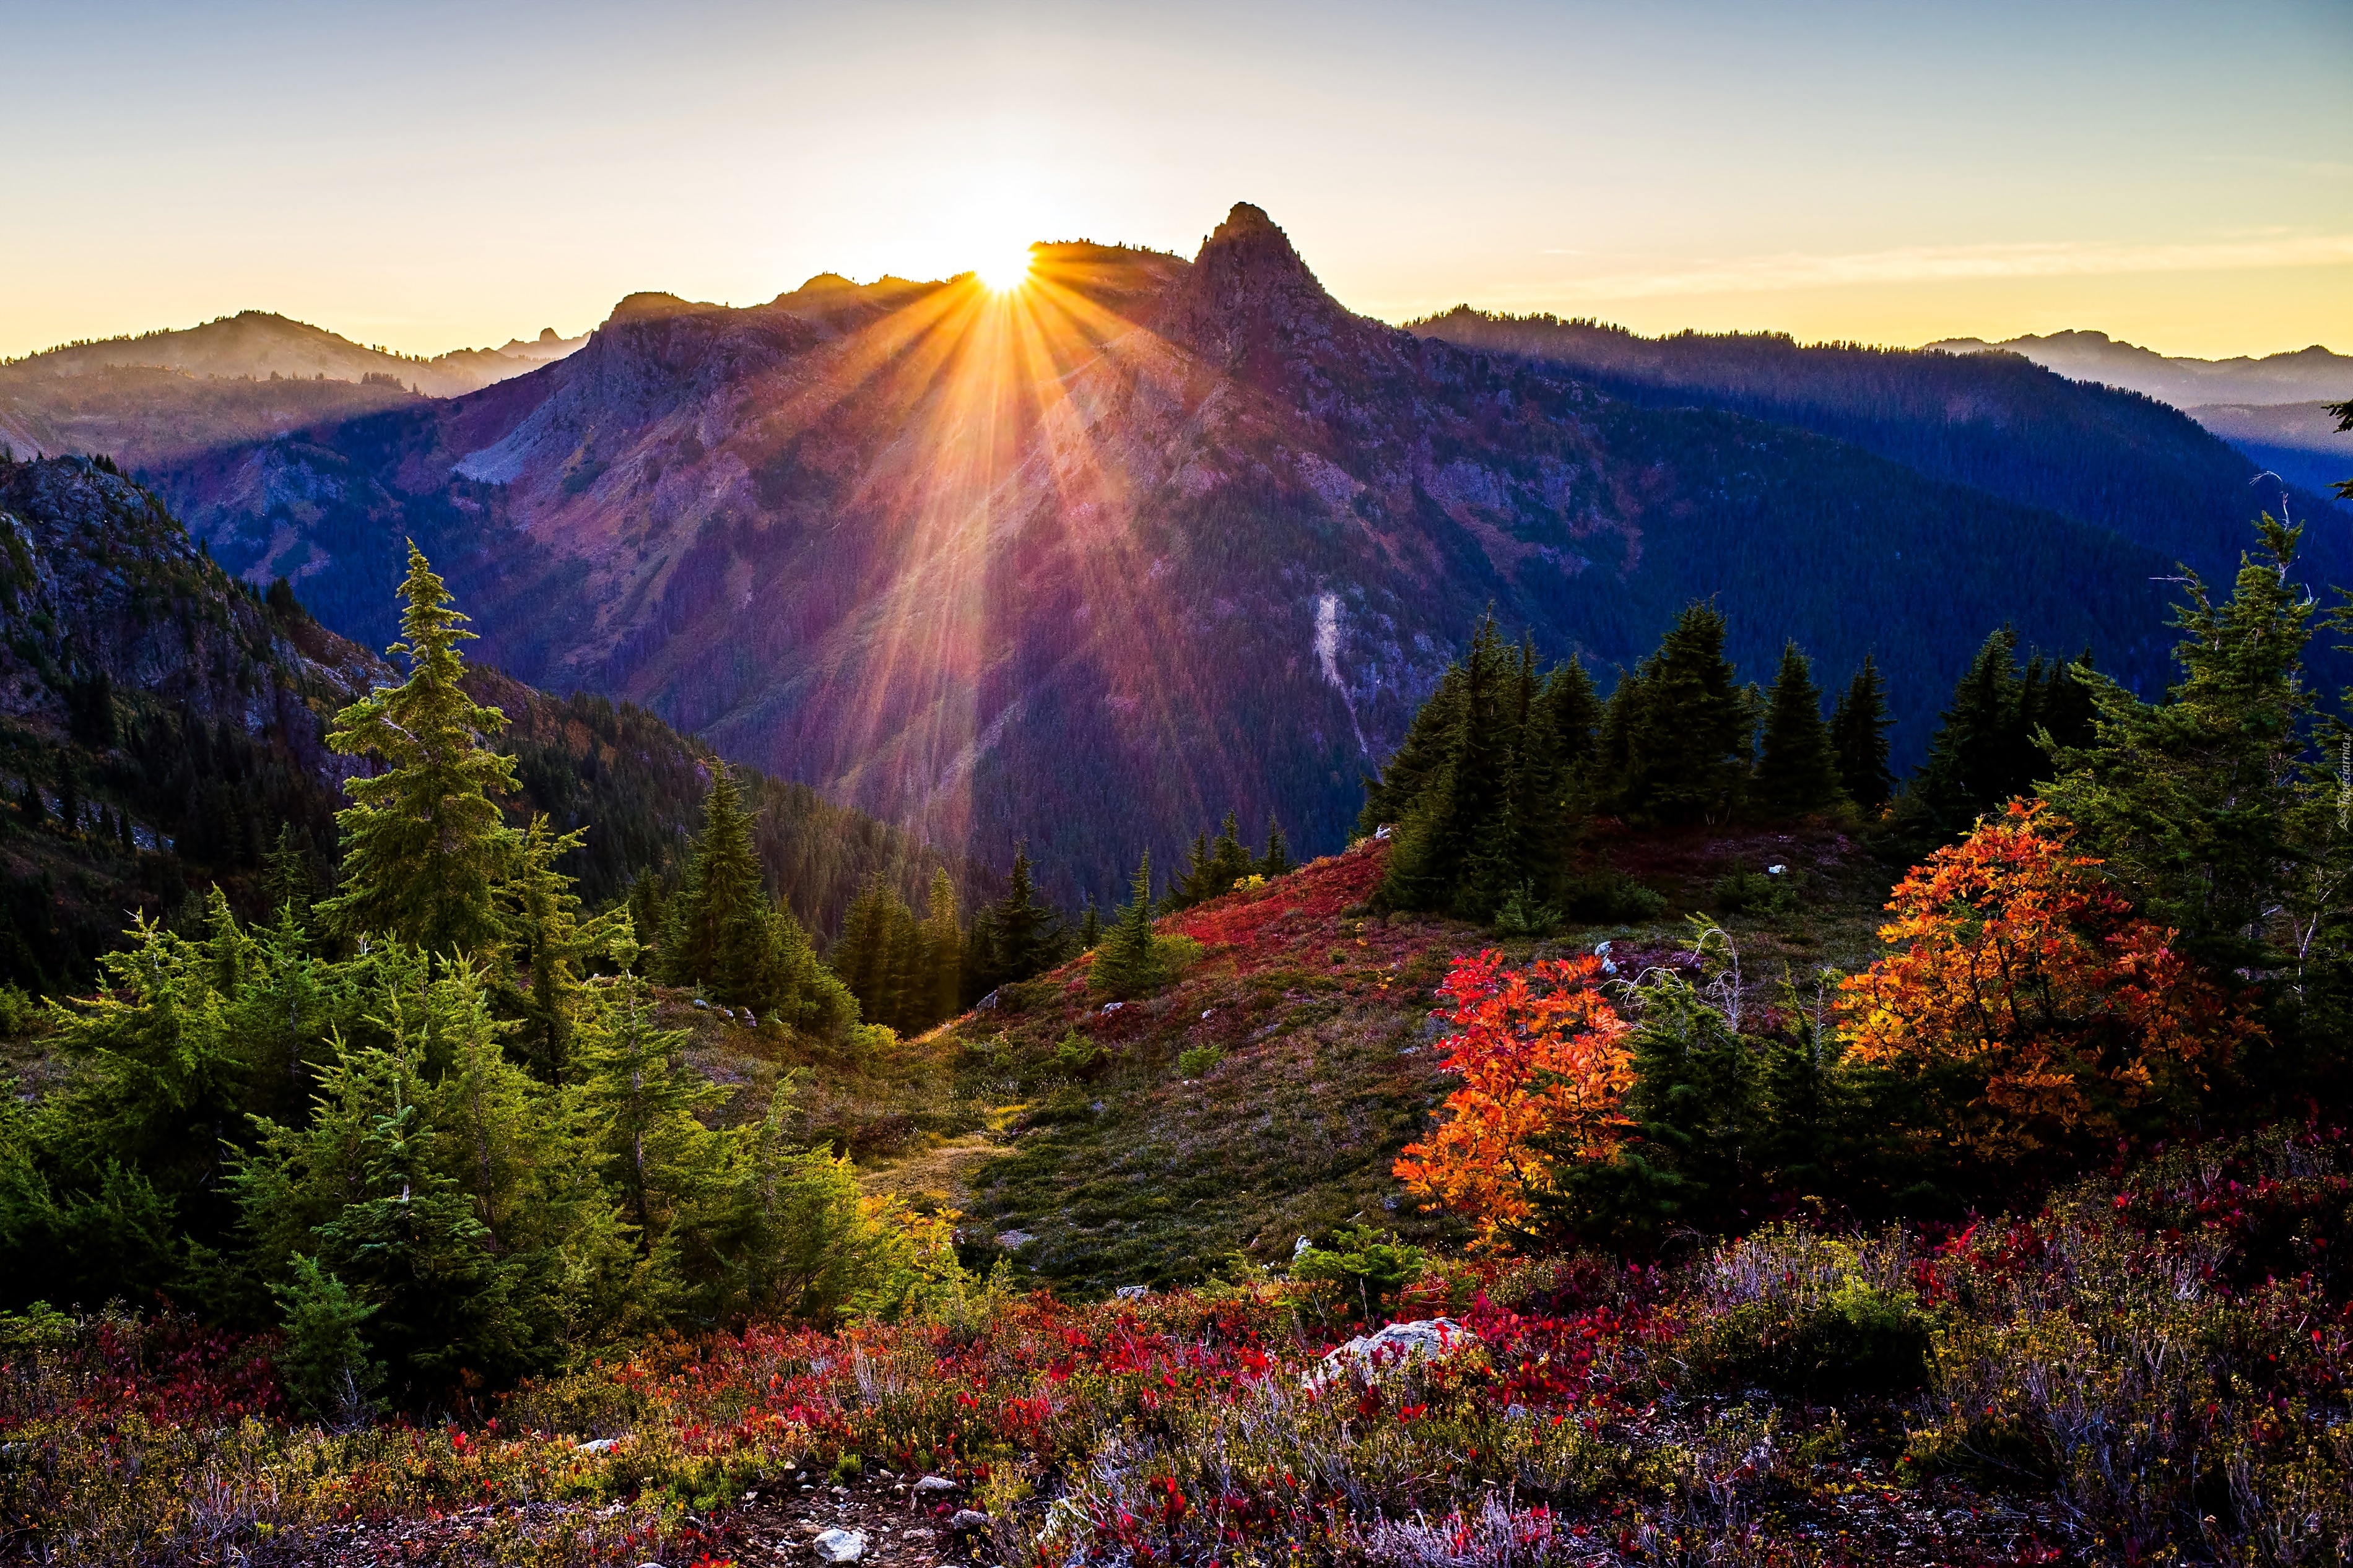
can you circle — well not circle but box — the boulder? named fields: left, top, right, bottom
left=1319, top=1317, right=1479, bottom=1377
left=812, top=1527, right=867, bottom=1562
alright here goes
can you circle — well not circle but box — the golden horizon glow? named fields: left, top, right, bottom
left=975, top=245, right=1037, bottom=293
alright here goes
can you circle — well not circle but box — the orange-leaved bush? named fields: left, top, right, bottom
left=1394, top=951, right=1633, bottom=1243
left=1838, top=802, right=2254, bottom=1158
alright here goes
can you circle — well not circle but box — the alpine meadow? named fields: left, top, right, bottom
left=4, top=2, right=2353, bottom=1564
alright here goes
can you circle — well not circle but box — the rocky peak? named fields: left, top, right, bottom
left=1157, top=202, right=1364, bottom=371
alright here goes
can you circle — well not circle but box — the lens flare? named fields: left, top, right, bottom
left=975, top=245, right=1035, bottom=292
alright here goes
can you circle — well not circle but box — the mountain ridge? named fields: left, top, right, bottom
left=54, top=206, right=2315, bottom=901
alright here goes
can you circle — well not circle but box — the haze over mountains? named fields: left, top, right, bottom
left=1925, top=328, right=2353, bottom=504
left=0, top=312, right=584, bottom=470
left=5, top=204, right=2343, bottom=898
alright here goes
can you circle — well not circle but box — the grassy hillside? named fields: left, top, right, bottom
left=794, top=823, right=1898, bottom=1294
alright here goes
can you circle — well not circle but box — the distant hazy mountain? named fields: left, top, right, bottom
left=1923, top=329, right=2353, bottom=409
left=122, top=205, right=2286, bottom=897
left=8, top=310, right=583, bottom=395
left=2183, top=400, right=2353, bottom=506
left=0, top=312, right=586, bottom=470
left=1912, top=331, right=2351, bottom=509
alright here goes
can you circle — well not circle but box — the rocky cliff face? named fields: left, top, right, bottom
left=138, top=208, right=2191, bottom=899
left=0, top=457, right=384, bottom=756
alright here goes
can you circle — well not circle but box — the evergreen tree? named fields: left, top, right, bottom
left=1257, top=813, right=1292, bottom=878
left=1610, top=603, right=1751, bottom=825
left=1828, top=654, right=1895, bottom=811
left=2043, top=518, right=2318, bottom=976
left=575, top=962, right=725, bottom=1275
left=318, top=544, right=520, bottom=958
left=263, top=823, right=314, bottom=922
left=1903, top=630, right=2100, bottom=842
left=1537, top=654, right=1603, bottom=787
left=1090, top=851, right=1165, bottom=1000
left=1378, top=617, right=1518, bottom=912
left=1752, top=642, right=1845, bottom=820
left=499, top=815, right=623, bottom=1081
left=969, top=844, right=1059, bottom=996
left=658, top=763, right=774, bottom=1010
left=1076, top=897, right=1102, bottom=951
left=920, top=868, right=962, bottom=1029
left=1359, top=663, right=1465, bottom=834
left=830, top=877, right=918, bottom=1029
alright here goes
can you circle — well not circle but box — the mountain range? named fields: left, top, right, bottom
left=5, top=206, right=2341, bottom=901
left=0, top=313, right=584, bottom=473
left=1923, top=329, right=2353, bottom=508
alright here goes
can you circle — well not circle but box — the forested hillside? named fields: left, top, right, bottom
left=0, top=455, right=976, bottom=990
left=1411, top=308, right=2352, bottom=572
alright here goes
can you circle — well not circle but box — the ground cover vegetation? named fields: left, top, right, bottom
left=6, top=469, right=2353, bottom=1564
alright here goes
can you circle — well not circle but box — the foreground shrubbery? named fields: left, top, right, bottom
left=5, top=1128, right=2346, bottom=1565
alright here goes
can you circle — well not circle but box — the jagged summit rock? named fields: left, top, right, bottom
left=1160, top=201, right=1361, bottom=369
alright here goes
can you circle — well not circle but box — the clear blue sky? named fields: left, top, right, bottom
left=2, top=0, right=2346, bottom=358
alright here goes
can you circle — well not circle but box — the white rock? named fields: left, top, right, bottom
left=813, top=1526, right=867, bottom=1562
left=1318, top=1317, right=1480, bottom=1377
left=995, top=1229, right=1036, bottom=1249
left=950, top=1510, right=992, bottom=1533
left=1115, top=1284, right=1150, bottom=1300
left=913, top=1475, right=958, bottom=1494
left=575, top=1436, right=622, bottom=1453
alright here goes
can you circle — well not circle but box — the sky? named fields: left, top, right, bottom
left=1, top=0, right=2347, bottom=362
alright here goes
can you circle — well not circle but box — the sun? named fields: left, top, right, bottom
left=975, top=243, right=1035, bottom=293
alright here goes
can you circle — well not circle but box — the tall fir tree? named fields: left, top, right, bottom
left=920, top=868, right=962, bottom=1029
left=1752, top=642, right=1846, bottom=820
left=318, top=544, right=520, bottom=958
left=499, top=814, right=622, bottom=1082
left=968, top=844, right=1060, bottom=997
left=1609, top=602, right=1751, bottom=825
left=1828, top=654, right=1895, bottom=812
left=1257, top=813, right=1292, bottom=878
left=658, top=763, right=773, bottom=1010
left=1089, top=850, right=1164, bottom=1000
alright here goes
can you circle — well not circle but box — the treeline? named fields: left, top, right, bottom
left=0, top=548, right=962, bottom=1414
left=1366, top=605, right=2099, bottom=922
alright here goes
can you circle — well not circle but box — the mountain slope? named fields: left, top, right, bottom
left=1412, top=310, right=2352, bottom=558
left=138, top=208, right=2214, bottom=901
left=2183, top=399, right=2353, bottom=505
left=0, top=455, right=975, bottom=990
left=1926, top=329, right=2353, bottom=408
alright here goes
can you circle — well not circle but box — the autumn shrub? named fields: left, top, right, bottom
left=1840, top=802, right=2255, bottom=1163
left=1393, top=951, right=1633, bottom=1244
